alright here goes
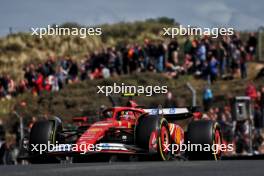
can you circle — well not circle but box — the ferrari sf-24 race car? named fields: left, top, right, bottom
left=22, top=99, right=222, bottom=163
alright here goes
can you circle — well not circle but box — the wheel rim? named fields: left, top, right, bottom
left=161, top=126, right=170, bottom=154
left=214, top=128, right=222, bottom=159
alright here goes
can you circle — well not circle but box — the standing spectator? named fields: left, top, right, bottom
left=34, top=72, right=44, bottom=95
left=68, top=60, right=79, bottom=83
left=122, top=46, right=129, bottom=74
left=7, top=76, right=16, bottom=97
left=246, top=32, right=257, bottom=61
left=107, top=47, right=117, bottom=74
left=168, top=39, right=179, bottom=65
left=254, top=105, right=263, bottom=130
left=240, top=46, right=247, bottom=79
left=137, top=46, right=146, bottom=72
left=127, top=45, right=137, bottom=73
left=216, top=43, right=226, bottom=76
left=183, top=37, right=192, bottom=55
left=60, top=57, right=70, bottom=71
left=43, top=58, right=55, bottom=76
left=0, top=74, right=9, bottom=97
left=232, top=33, right=243, bottom=49
left=222, top=36, right=232, bottom=72
left=208, top=55, right=219, bottom=83
left=203, top=85, right=213, bottom=112
left=115, top=50, right=122, bottom=75
left=197, top=39, right=206, bottom=66
left=55, top=66, right=67, bottom=89
left=218, top=112, right=233, bottom=145
left=143, top=39, right=150, bottom=69
left=82, top=55, right=93, bottom=78
left=156, top=42, right=165, bottom=72
left=24, top=65, right=36, bottom=88
left=190, top=40, right=199, bottom=71
left=231, top=46, right=241, bottom=78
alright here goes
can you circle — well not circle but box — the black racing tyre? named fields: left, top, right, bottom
left=29, top=120, right=54, bottom=152
left=28, top=118, right=62, bottom=164
left=186, top=120, right=222, bottom=160
left=136, top=115, right=171, bottom=161
left=29, top=117, right=63, bottom=149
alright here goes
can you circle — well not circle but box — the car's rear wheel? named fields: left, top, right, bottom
left=136, top=115, right=171, bottom=161
left=186, top=120, right=222, bottom=160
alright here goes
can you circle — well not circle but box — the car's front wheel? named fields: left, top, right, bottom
left=28, top=118, right=62, bottom=163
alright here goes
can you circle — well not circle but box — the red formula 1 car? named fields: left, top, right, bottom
left=23, top=99, right=222, bottom=163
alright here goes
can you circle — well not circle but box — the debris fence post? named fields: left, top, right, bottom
left=186, top=82, right=197, bottom=107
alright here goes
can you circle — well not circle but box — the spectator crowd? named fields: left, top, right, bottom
left=0, top=32, right=259, bottom=99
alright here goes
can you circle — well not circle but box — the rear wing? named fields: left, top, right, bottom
left=143, top=108, right=189, bottom=115
left=143, top=107, right=202, bottom=120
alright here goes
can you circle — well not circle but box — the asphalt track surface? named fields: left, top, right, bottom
left=0, top=160, right=264, bottom=176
